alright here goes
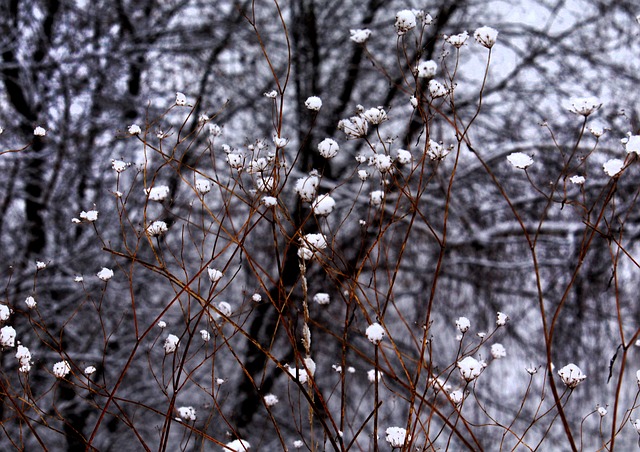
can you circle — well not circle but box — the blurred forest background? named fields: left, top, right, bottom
left=2, top=0, right=640, bottom=450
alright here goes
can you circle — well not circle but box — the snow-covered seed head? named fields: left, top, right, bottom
left=474, top=26, right=498, bottom=48
left=312, top=194, right=336, bottom=216
left=350, top=29, right=371, bottom=44
left=566, top=96, right=601, bottom=117
left=395, top=10, right=417, bottom=35
left=175, top=92, right=187, bottom=106
left=366, top=322, right=385, bottom=344
left=507, top=152, right=534, bottom=169
left=385, top=426, right=410, bottom=448
left=457, top=356, right=483, bottom=382
left=52, top=360, right=71, bottom=378
left=317, top=138, right=339, bottom=158
left=558, top=363, right=586, bottom=389
left=416, top=60, right=437, bottom=78
left=491, top=343, right=506, bottom=359
left=456, top=317, right=470, bottom=334
left=164, top=334, right=179, bottom=354
left=177, top=406, right=196, bottom=421
left=305, top=96, right=322, bottom=111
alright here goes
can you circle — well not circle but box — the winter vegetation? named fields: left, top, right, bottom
left=3, top=1, right=640, bottom=450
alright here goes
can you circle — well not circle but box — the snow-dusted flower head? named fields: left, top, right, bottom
left=338, top=116, right=368, bottom=139
left=385, top=426, right=410, bottom=448
left=395, top=149, right=412, bottom=165
left=74, top=275, right=83, bottom=283
left=128, top=124, right=141, bottom=135
left=158, top=320, right=167, bottom=329
left=217, top=301, right=232, bottom=318
left=457, top=356, right=483, bottom=382
left=16, top=345, right=32, bottom=373
left=366, top=322, right=385, bottom=345
left=416, top=60, right=437, bottom=78
left=413, top=9, right=433, bottom=26
left=317, top=138, right=339, bottom=159
left=428, top=80, right=448, bottom=98
left=358, top=170, right=368, bottom=181
left=145, top=185, right=170, bottom=202
left=445, top=31, right=469, bottom=48
left=97, top=267, right=114, bottom=281
left=252, top=293, right=262, bottom=303
left=256, top=175, right=274, bottom=192
left=313, top=293, right=330, bottom=305
left=78, top=209, right=98, bottom=222
left=623, top=134, right=640, bottom=155
left=350, top=29, right=371, bottom=44
left=633, top=419, right=640, bottom=434
left=363, top=107, right=388, bottom=125
left=164, top=334, right=180, bottom=354
left=300, top=233, right=327, bottom=252
left=24, top=296, right=36, bottom=309
left=85, top=365, right=96, bottom=376
left=370, top=190, right=384, bottom=207
left=175, top=92, right=187, bottom=106
left=312, top=194, right=336, bottom=216
left=570, top=175, right=586, bottom=185
left=198, top=113, right=209, bottom=124
left=295, top=172, right=320, bottom=202
left=226, top=153, right=245, bottom=169
left=53, top=360, right=71, bottom=378
left=34, top=126, right=46, bottom=136
left=273, top=135, right=289, bottom=148
left=603, top=159, right=624, bottom=177
left=409, top=95, right=418, bottom=108
left=474, top=26, right=498, bottom=48
left=588, top=121, right=608, bottom=138
left=526, top=366, right=538, bottom=375
left=558, top=363, right=586, bottom=389
left=0, top=304, right=11, bottom=321
left=262, top=196, right=277, bottom=207
left=200, top=329, right=211, bottom=342
left=111, top=159, right=129, bottom=173
left=370, top=153, right=393, bottom=173
left=177, top=406, right=196, bottom=421
left=456, top=317, right=470, bottom=334
left=264, top=90, right=278, bottom=99
left=293, top=440, right=304, bottom=449
left=491, top=343, right=506, bottom=359
left=264, top=394, right=279, bottom=407
left=207, top=268, right=223, bottom=283
left=208, top=123, right=222, bottom=137
left=305, top=96, right=322, bottom=111
left=247, top=157, right=268, bottom=174
left=597, top=406, right=607, bottom=417
left=367, top=369, right=383, bottom=383
left=224, top=439, right=251, bottom=451
left=496, top=311, right=509, bottom=326
left=449, top=389, right=464, bottom=405
left=566, top=96, right=602, bottom=117
left=36, top=261, right=47, bottom=270
left=1, top=326, right=16, bottom=348
left=507, top=152, right=534, bottom=169
left=427, top=140, right=450, bottom=160
left=195, top=178, right=211, bottom=195
left=146, top=221, right=168, bottom=237
left=395, top=10, right=417, bottom=35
